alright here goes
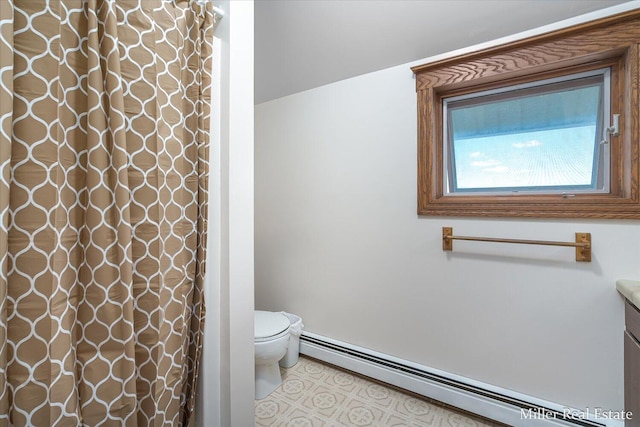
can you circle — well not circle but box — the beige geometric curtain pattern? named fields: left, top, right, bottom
left=0, top=1, right=215, bottom=425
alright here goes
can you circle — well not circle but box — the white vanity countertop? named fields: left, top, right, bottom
left=617, top=279, right=640, bottom=310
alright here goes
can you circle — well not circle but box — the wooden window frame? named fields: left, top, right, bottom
left=411, top=10, right=640, bottom=219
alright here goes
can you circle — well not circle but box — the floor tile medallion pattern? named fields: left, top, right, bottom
left=255, top=356, right=503, bottom=427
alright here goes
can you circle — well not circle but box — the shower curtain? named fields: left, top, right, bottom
left=0, top=0, right=214, bottom=425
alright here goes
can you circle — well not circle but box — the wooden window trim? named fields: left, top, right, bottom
left=412, top=10, right=640, bottom=219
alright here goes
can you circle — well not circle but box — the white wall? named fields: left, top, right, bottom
left=254, top=6, right=640, bottom=413
left=197, top=1, right=254, bottom=426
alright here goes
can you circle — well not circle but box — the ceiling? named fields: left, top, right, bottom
left=254, top=0, right=633, bottom=104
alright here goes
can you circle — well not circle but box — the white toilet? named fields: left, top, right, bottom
left=254, top=310, right=291, bottom=399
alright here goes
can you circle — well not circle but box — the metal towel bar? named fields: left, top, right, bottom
left=442, top=227, right=591, bottom=262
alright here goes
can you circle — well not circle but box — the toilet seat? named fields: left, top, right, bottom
left=255, top=311, right=290, bottom=343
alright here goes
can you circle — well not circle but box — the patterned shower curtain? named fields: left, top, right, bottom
left=0, top=1, right=214, bottom=425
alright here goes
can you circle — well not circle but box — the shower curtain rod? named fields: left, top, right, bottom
left=194, top=0, right=225, bottom=18
left=211, top=5, right=225, bottom=18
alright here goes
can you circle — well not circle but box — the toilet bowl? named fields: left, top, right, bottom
left=255, top=310, right=291, bottom=399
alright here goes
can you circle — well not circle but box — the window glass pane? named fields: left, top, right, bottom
left=445, top=71, right=606, bottom=193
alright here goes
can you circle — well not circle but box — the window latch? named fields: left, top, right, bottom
left=601, top=113, right=620, bottom=144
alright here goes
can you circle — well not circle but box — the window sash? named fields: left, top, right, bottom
left=442, top=68, right=611, bottom=196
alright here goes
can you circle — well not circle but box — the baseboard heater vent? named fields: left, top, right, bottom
left=300, top=334, right=606, bottom=427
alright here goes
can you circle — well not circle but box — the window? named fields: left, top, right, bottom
left=444, top=68, right=609, bottom=196
left=412, top=11, right=640, bottom=219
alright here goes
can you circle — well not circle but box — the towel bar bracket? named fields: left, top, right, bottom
left=442, top=227, right=591, bottom=262
left=575, top=232, right=591, bottom=262
left=442, top=227, right=453, bottom=251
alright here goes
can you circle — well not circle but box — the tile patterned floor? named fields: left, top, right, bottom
left=255, top=355, right=505, bottom=427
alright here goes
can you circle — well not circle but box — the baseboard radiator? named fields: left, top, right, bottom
left=300, top=333, right=612, bottom=427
